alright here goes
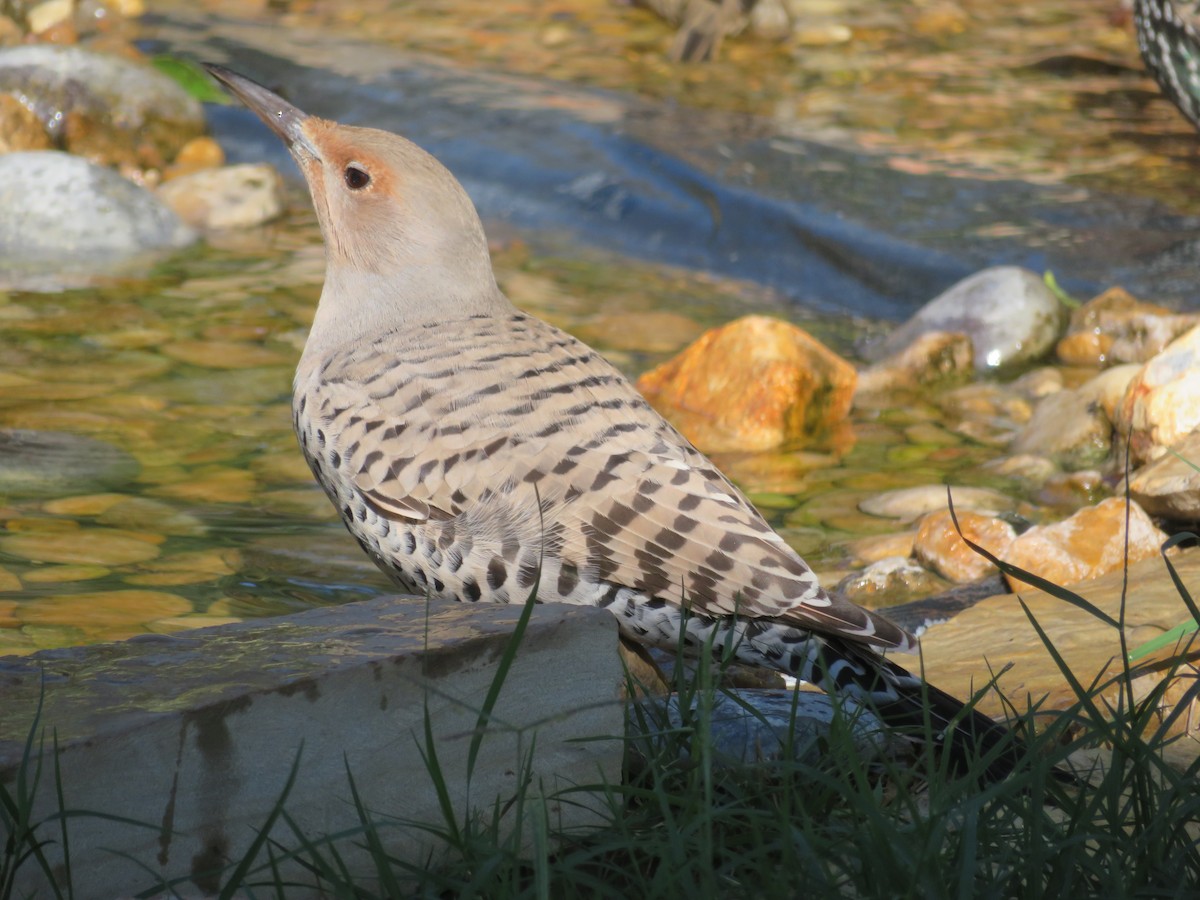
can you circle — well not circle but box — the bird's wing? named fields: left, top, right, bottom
left=547, top=428, right=917, bottom=652
left=303, top=316, right=914, bottom=653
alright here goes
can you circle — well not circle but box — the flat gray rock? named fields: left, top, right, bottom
left=0, top=151, right=195, bottom=289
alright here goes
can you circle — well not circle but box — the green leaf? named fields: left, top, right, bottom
left=151, top=56, right=231, bottom=104
left=1043, top=270, right=1080, bottom=309
left=1128, top=618, right=1199, bottom=661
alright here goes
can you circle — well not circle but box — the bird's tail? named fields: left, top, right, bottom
left=814, top=638, right=1028, bottom=783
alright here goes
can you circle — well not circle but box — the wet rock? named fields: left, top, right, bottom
left=1126, top=430, right=1200, bottom=521
left=1080, top=363, right=1140, bottom=424
left=159, top=339, right=291, bottom=369
left=913, top=3, right=970, bottom=36
left=0, top=151, right=195, bottom=289
left=0, top=14, right=21, bottom=46
left=842, top=531, right=916, bottom=566
left=1114, top=324, right=1200, bottom=465
left=854, top=330, right=973, bottom=399
left=0, top=429, right=139, bottom=498
left=1055, top=330, right=1112, bottom=368
left=937, top=382, right=1032, bottom=446
left=0, top=44, right=205, bottom=169
left=749, top=0, right=791, bottom=39
left=1009, top=366, right=1064, bottom=400
left=26, top=0, right=72, bottom=36
left=151, top=468, right=256, bottom=504
left=0, top=93, right=51, bottom=153
left=22, top=565, right=108, bottom=583
left=102, top=0, right=144, bottom=15
left=41, top=493, right=126, bottom=516
left=980, top=453, right=1059, bottom=488
left=1009, top=388, right=1111, bottom=471
left=883, top=575, right=1009, bottom=634
left=0, top=567, right=19, bottom=592
left=157, top=163, right=285, bottom=231
left=636, top=315, right=856, bottom=452
left=1002, top=497, right=1167, bottom=593
left=161, top=135, right=225, bottom=180
left=629, top=688, right=891, bottom=768
left=96, top=497, right=207, bottom=537
left=790, top=22, right=852, bottom=46
left=866, top=267, right=1064, bottom=372
left=1034, top=469, right=1108, bottom=512
left=914, top=509, right=1016, bottom=584
left=836, top=556, right=951, bottom=606
left=1057, top=286, right=1200, bottom=368
left=859, top=484, right=1018, bottom=522
left=126, top=549, right=240, bottom=586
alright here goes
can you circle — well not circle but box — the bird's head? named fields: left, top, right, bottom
left=205, top=65, right=507, bottom=345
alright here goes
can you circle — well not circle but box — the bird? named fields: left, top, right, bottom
left=1134, top=0, right=1200, bottom=130
left=204, top=64, right=1022, bottom=778
left=634, top=0, right=760, bottom=62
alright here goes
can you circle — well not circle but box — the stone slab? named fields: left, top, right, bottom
left=892, top=547, right=1200, bottom=753
left=0, top=597, right=623, bottom=897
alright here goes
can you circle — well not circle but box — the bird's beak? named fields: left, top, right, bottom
left=203, top=64, right=320, bottom=160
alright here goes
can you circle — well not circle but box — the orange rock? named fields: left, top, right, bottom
left=1055, top=330, right=1113, bottom=367
left=843, top=531, right=916, bottom=566
left=1066, top=286, right=1198, bottom=366
left=1002, top=497, right=1167, bottom=593
left=914, top=509, right=1016, bottom=583
left=1115, top=324, right=1200, bottom=464
left=636, top=315, right=856, bottom=452
left=161, top=135, right=226, bottom=181
left=0, top=94, right=51, bottom=153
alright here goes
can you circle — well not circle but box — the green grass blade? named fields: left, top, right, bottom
left=419, top=703, right=464, bottom=848
left=465, top=496, right=546, bottom=778
left=342, top=756, right=403, bottom=898
left=50, top=730, right=73, bottom=900
left=1127, top=531, right=1200, bottom=661
left=216, top=742, right=304, bottom=900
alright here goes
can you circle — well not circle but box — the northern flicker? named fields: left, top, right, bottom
left=206, top=65, right=1020, bottom=777
left=1135, top=0, right=1200, bottom=130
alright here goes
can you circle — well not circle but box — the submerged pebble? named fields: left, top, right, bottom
left=0, top=529, right=161, bottom=566
left=0, top=429, right=139, bottom=498
left=16, top=589, right=192, bottom=629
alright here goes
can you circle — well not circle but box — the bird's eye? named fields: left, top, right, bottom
left=344, top=166, right=371, bottom=190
